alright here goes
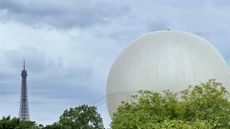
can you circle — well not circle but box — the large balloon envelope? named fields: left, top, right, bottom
left=106, top=30, right=230, bottom=118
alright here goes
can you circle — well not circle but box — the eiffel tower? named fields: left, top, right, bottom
left=19, top=60, right=30, bottom=120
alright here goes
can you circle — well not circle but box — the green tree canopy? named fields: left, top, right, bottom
left=59, top=104, right=104, bottom=129
left=111, top=79, right=230, bottom=129
left=0, top=116, right=40, bottom=129
left=42, top=123, right=65, bottom=129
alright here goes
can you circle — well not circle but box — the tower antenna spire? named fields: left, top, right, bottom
left=23, top=60, right=25, bottom=70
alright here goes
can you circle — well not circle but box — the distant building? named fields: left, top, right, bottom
left=19, top=60, right=30, bottom=120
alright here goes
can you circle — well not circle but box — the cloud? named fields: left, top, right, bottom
left=0, top=45, right=101, bottom=99
left=0, top=0, right=129, bottom=29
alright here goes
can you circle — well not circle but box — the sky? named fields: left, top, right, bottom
left=0, top=0, right=230, bottom=128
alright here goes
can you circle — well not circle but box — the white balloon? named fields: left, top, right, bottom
left=106, top=30, right=230, bottom=118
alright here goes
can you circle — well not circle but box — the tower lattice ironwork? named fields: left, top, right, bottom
left=19, top=60, right=30, bottom=120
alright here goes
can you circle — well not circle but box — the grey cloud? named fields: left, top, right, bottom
left=107, top=21, right=169, bottom=42
left=3, top=46, right=55, bottom=73
left=0, top=82, right=18, bottom=95
left=0, top=72, right=17, bottom=81
left=0, top=45, right=105, bottom=123
left=1, top=46, right=103, bottom=103
left=0, top=0, right=129, bottom=29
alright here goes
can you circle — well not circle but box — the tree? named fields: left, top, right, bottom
left=181, top=79, right=230, bottom=128
left=59, top=105, right=104, bottom=129
left=0, top=116, right=40, bottom=129
left=42, top=123, right=65, bottom=129
left=146, top=119, right=212, bottom=129
left=111, top=79, right=230, bottom=129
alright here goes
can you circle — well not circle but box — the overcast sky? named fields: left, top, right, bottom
left=0, top=0, right=230, bottom=128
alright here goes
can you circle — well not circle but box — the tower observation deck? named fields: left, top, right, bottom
left=19, top=60, right=30, bottom=120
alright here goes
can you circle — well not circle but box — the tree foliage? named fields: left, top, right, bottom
left=145, top=119, right=212, bottom=129
left=111, top=79, right=230, bottom=129
left=42, top=123, right=65, bottom=129
left=0, top=116, right=39, bottom=129
left=59, top=104, right=104, bottom=129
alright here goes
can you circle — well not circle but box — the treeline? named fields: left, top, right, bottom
left=0, top=105, right=104, bottom=129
